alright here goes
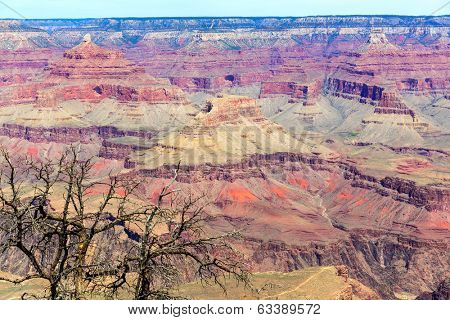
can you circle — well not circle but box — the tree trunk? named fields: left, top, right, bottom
left=134, top=273, right=150, bottom=300
left=50, top=282, right=58, bottom=300
left=74, top=235, right=90, bottom=299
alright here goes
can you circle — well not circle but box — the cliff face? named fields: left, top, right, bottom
left=99, top=140, right=151, bottom=160
left=202, top=95, right=266, bottom=126
left=325, top=78, right=384, bottom=105
left=132, top=152, right=449, bottom=212
left=245, top=230, right=449, bottom=299
left=416, top=278, right=449, bottom=300
left=0, top=124, right=156, bottom=145
left=260, top=80, right=321, bottom=105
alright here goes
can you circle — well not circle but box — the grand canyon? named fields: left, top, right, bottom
left=0, top=16, right=448, bottom=300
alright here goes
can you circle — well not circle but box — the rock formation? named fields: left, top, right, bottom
left=50, top=34, right=145, bottom=79
left=416, top=278, right=449, bottom=300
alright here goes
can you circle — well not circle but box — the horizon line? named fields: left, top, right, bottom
left=1, top=14, right=449, bottom=21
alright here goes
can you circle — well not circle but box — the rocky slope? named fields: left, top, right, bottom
left=176, top=266, right=380, bottom=300
left=416, top=278, right=449, bottom=300
left=0, top=266, right=380, bottom=300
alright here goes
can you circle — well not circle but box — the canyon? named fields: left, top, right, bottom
left=0, top=16, right=448, bottom=299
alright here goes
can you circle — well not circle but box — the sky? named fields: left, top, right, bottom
left=0, top=0, right=449, bottom=19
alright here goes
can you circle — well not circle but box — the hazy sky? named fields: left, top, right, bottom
left=0, top=0, right=449, bottom=19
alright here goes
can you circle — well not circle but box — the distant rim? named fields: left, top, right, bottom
left=0, top=15, right=449, bottom=21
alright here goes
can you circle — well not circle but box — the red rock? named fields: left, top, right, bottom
left=50, top=34, right=144, bottom=79
left=261, top=79, right=322, bottom=105
left=329, top=31, right=450, bottom=97
left=202, top=95, right=266, bottom=127
left=325, top=78, right=384, bottom=104
left=396, top=159, right=432, bottom=174
left=374, top=91, right=415, bottom=118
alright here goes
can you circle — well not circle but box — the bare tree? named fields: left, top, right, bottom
left=0, top=146, right=248, bottom=300
left=129, top=168, right=247, bottom=300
